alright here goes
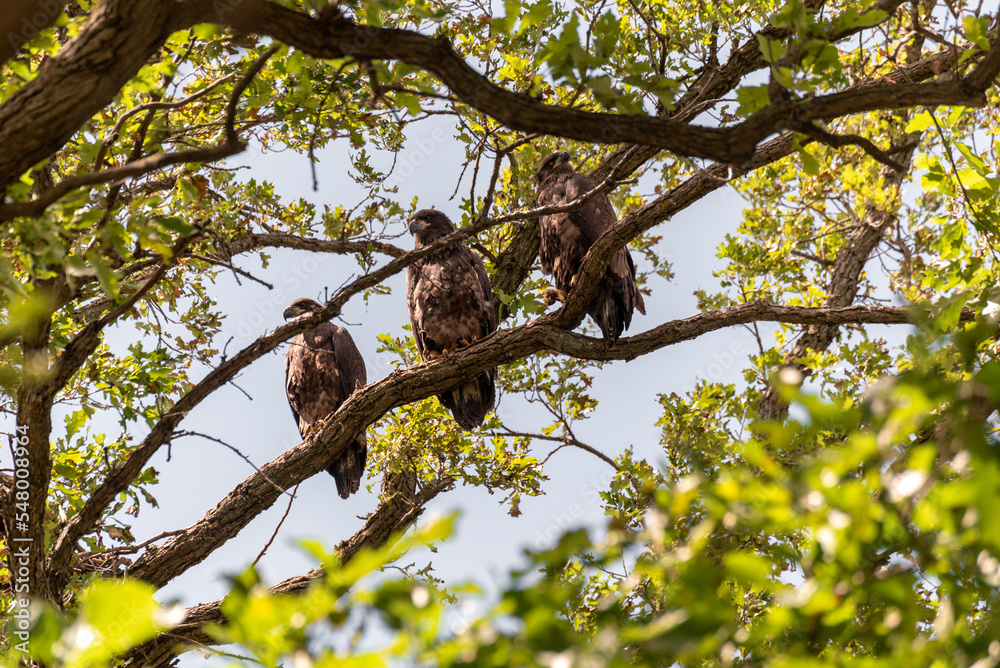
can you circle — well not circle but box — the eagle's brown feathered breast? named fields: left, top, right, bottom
left=283, top=298, right=368, bottom=498
left=533, top=151, right=645, bottom=343
left=406, top=209, right=496, bottom=430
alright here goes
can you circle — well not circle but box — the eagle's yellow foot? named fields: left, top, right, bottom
left=426, top=350, right=443, bottom=360
left=305, top=419, right=325, bottom=436
left=543, top=288, right=568, bottom=306
left=570, top=274, right=578, bottom=288
left=459, top=337, right=472, bottom=347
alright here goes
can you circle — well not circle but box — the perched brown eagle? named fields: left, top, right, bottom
left=283, top=297, right=368, bottom=498
left=406, top=209, right=496, bottom=430
left=533, top=151, right=645, bottom=344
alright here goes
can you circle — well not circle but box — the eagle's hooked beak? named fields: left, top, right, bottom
left=282, top=305, right=300, bottom=320
left=407, top=216, right=425, bottom=235
left=557, top=151, right=571, bottom=166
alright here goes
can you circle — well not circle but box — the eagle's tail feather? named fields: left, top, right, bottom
left=327, top=438, right=368, bottom=499
left=594, top=273, right=644, bottom=344
left=594, top=288, right=626, bottom=345
left=442, top=371, right=496, bottom=430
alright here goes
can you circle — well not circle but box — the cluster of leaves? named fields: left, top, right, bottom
left=7, top=578, right=178, bottom=668
left=370, top=331, right=546, bottom=516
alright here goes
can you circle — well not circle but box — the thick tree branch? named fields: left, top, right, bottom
left=2, top=0, right=995, bottom=193
left=224, top=232, right=407, bottom=259
left=0, top=0, right=204, bottom=190
left=590, top=0, right=911, bottom=181
left=127, top=475, right=454, bottom=666
left=553, top=301, right=976, bottom=361
left=217, top=1, right=998, bottom=164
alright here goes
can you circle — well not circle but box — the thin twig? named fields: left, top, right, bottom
left=927, top=109, right=992, bottom=235
left=173, top=431, right=294, bottom=498
left=252, top=484, right=299, bottom=567
left=76, top=530, right=186, bottom=559
left=189, top=253, right=275, bottom=289
left=95, top=73, right=237, bottom=167
left=225, top=45, right=281, bottom=142
left=0, top=143, right=244, bottom=221
left=494, top=426, right=619, bottom=470
left=790, top=249, right=835, bottom=266
left=792, top=121, right=908, bottom=172
left=490, top=159, right=633, bottom=226
left=95, top=235, right=194, bottom=328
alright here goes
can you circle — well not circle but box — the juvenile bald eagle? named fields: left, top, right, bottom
left=406, top=209, right=496, bottom=430
left=533, top=151, right=645, bottom=344
left=283, top=298, right=368, bottom=498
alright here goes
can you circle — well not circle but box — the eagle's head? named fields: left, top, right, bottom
left=407, top=208, right=455, bottom=244
left=283, top=297, right=323, bottom=321
left=532, top=151, right=572, bottom=183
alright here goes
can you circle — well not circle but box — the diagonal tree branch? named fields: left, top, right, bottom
left=126, top=475, right=454, bottom=666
